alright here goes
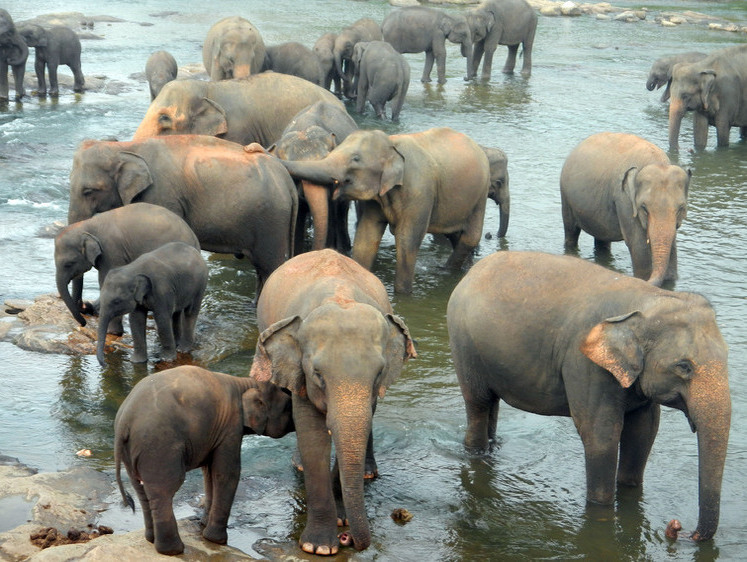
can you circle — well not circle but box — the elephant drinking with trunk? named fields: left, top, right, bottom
left=481, top=145, right=510, bottom=237
left=448, top=251, right=730, bottom=541
left=250, top=249, right=416, bottom=555
left=646, top=51, right=706, bottom=103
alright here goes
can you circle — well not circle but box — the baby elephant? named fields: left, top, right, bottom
left=18, top=23, right=84, bottom=96
left=145, top=50, right=177, bottom=101
left=96, top=242, right=208, bottom=366
left=115, top=365, right=295, bottom=555
left=352, top=41, right=410, bottom=121
left=646, top=51, right=706, bottom=102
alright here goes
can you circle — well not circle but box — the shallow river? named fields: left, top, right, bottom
left=0, top=1, right=745, bottom=560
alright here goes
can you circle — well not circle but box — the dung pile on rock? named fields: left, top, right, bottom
left=30, top=524, right=114, bottom=549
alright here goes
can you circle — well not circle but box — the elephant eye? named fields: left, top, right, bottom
left=674, top=359, right=694, bottom=379
left=82, top=187, right=94, bottom=197
left=158, top=113, right=171, bottom=124
left=351, top=153, right=361, bottom=163
left=313, top=369, right=325, bottom=389
left=639, top=204, right=648, bottom=216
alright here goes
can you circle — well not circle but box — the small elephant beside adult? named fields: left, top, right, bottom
left=646, top=51, right=706, bottom=103
left=97, top=242, right=208, bottom=366
left=352, top=41, right=410, bottom=121
left=668, top=44, right=747, bottom=150
left=250, top=249, right=416, bottom=555
left=203, top=16, right=265, bottom=81
left=145, top=50, right=177, bottom=101
left=560, top=132, right=690, bottom=287
left=263, top=42, right=322, bottom=85
left=334, top=17, right=382, bottom=98
left=314, top=32, right=342, bottom=96
left=0, top=9, right=28, bottom=101
left=481, top=145, right=510, bottom=237
left=280, top=127, right=491, bottom=294
left=18, top=23, right=84, bottom=96
left=382, top=5, right=472, bottom=85
left=115, top=365, right=294, bottom=555
left=448, top=251, right=731, bottom=542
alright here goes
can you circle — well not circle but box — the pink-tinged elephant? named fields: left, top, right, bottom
left=250, top=249, right=416, bottom=555
left=448, top=251, right=730, bottom=542
left=560, top=132, right=690, bottom=287
left=202, top=16, right=265, bottom=81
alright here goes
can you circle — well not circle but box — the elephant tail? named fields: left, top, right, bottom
left=115, top=437, right=135, bottom=512
left=289, top=178, right=299, bottom=257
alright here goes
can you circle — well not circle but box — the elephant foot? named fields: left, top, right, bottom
left=300, top=538, right=339, bottom=556
left=364, top=458, right=378, bottom=480
left=202, top=524, right=228, bottom=545
left=144, top=528, right=155, bottom=543
left=130, top=352, right=148, bottom=364
left=420, top=77, right=432, bottom=83
left=155, top=536, right=185, bottom=556
left=292, top=448, right=304, bottom=472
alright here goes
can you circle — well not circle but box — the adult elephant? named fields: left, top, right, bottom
left=68, top=135, right=298, bottom=299
left=334, top=17, right=382, bottom=98
left=668, top=44, right=747, bottom=150
left=466, top=0, right=537, bottom=79
left=145, top=50, right=177, bottom=101
left=264, top=42, right=322, bottom=85
left=55, top=203, right=200, bottom=331
left=0, top=9, right=28, bottom=101
left=481, top=145, right=510, bottom=237
left=560, top=132, right=690, bottom=287
left=447, top=251, right=730, bottom=542
left=18, top=23, right=84, bottom=96
left=250, top=249, right=416, bottom=555
left=646, top=51, right=706, bottom=103
left=132, top=72, right=345, bottom=147
left=280, top=127, right=491, bottom=294
left=352, top=41, right=410, bottom=122
left=381, top=5, right=472, bottom=85
left=203, top=16, right=265, bottom=81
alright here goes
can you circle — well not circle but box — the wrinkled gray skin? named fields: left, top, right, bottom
left=560, top=132, right=690, bottom=287
left=115, top=365, right=294, bottom=555
left=333, top=17, right=382, bottom=99
left=0, top=9, right=28, bottom=101
left=466, top=0, right=537, bottom=79
left=480, top=145, right=510, bottom=237
left=54, top=203, right=200, bottom=335
left=18, top=23, right=84, bottom=96
left=668, top=44, right=747, bottom=150
left=448, top=251, right=730, bottom=542
left=352, top=41, right=410, bottom=122
left=97, top=242, right=207, bottom=366
left=314, top=32, right=341, bottom=96
left=382, top=5, right=473, bottom=85
left=202, top=16, right=265, bottom=81
left=250, top=250, right=416, bottom=555
left=264, top=42, right=322, bottom=85
left=646, top=51, right=706, bottom=102
left=144, top=50, right=177, bottom=101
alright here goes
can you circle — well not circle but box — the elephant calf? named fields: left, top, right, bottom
left=18, top=23, right=84, bottom=96
left=145, top=50, right=177, bottom=101
left=645, top=51, right=706, bottom=103
left=115, top=365, right=294, bottom=555
left=352, top=41, right=410, bottom=122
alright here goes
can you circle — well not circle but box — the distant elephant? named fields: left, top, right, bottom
left=250, top=249, right=416, bottom=555
left=68, top=135, right=298, bottom=299
left=264, top=42, right=322, bottom=85
left=668, top=44, right=747, bottom=150
left=54, top=203, right=200, bottom=332
left=334, top=17, right=382, bottom=98
left=480, top=145, right=510, bottom=237
left=447, top=251, right=731, bottom=542
left=560, top=132, right=690, bottom=287
left=17, top=23, right=84, bottom=96
left=281, top=127, right=490, bottom=294
left=466, top=0, right=537, bottom=79
left=115, top=365, right=294, bottom=555
left=352, top=41, right=410, bottom=122
left=646, top=51, right=706, bottom=102
left=313, top=32, right=341, bottom=96
left=132, top=72, right=345, bottom=147
left=97, top=242, right=207, bottom=366
left=0, top=9, right=28, bottom=101
left=381, top=5, right=473, bottom=85
left=202, top=16, right=265, bottom=81
left=144, top=50, right=177, bottom=101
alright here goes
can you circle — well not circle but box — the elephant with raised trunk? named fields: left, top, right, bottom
left=250, top=249, right=416, bottom=555
left=448, top=251, right=730, bottom=542
left=333, top=17, right=382, bottom=99
left=560, top=132, right=690, bottom=287
left=18, top=23, right=84, bottom=96
left=0, top=9, right=28, bottom=101
left=203, top=16, right=265, bottom=81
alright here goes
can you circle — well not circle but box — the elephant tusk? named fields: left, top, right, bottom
left=328, top=429, right=332, bottom=436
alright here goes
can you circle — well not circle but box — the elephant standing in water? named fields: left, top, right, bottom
left=264, top=42, right=323, bottom=85
left=18, top=23, right=84, bottom=96
left=646, top=51, right=706, bottom=103
left=448, top=251, right=730, bottom=541
left=250, top=249, right=416, bottom=555
left=481, top=145, right=510, bottom=237
left=203, top=16, right=265, bottom=81
left=333, top=17, right=382, bottom=98
left=560, top=132, right=690, bottom=287
left=352, top=41, right=410, bottom=121
left=313, top=32, right=341, bottom=96
left=0, top=9, right=28, bottom=101
left=145, top=50, right=177, bottom=100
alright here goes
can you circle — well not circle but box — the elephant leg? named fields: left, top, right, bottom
left=462, top=388, right=499, bottom=451
left=394, top=222, right=428, bottom=294
left=143, top=480, right=184, bottom=555
left=129, top=474, right=155, bottom=543
left=356, top=74, right=369, bottom=115
left=0, top=62, right=9, bottom=99
left=714, top=116, right=732, bottom=147
left=202, top=444, right=241, bottom=545
left=503, top=44, right=519, bottom=74
left=445, top=202, right=485, bottom=270
left=172, top=311, right=183, bottom=351
left=201, top=466, right=213, bottom=526
left=520, top=33, right=535, bottom=76
left=129, top=309, right=149, bottom=364
left=434, top=46, right=447, bottom=85
left=422, top=51, right=435, bottom=83
left=153, top=305, right=177, bottom=361
left=332, top=200, right=351, bottom=254
left=693, top=112, right=709, bottom=150
left=741, top=126, right=747, bottom=139
left=617, top=403, right=660, bottom=487
left=391, top=88, right=406, bottom=122
left=72, top=65, right=84, bottom=93
left=480, top=44, right=497, bottom=80
left=34, top=58, right=46, bottom=95
left=351, top=204, right=388, bottom=272
left=48, top=63, right=59, bottom=96
left=179, top=303, right=201, bottom=352
left=471, top=42, right=485, bottom=77
left=561, top=195, right=581, bottom=250
left=11, top=64, right=25, bottom=99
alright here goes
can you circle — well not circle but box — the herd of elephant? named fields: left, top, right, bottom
left=3, top=0, right=734, bottom=557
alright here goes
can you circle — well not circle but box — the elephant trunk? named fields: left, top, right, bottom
left=646, top=76, right=658, bottom=91
left=462, top=40, right=474, bottom=80
left=6, top=37, right=28, bottom=66
left=646, top=218, right=676, bottom=287
left=497, top=199, right=510, bottom=238
left=232, top=62, right=252, bottom=79
left=668, top=97, right=685, bottom=150
left=58, top=275, right=86, bottom=326
left=132, top=105, right=162, bottom=140
left=96, top=311, right=111, bottom=366
left=334, top=51, right=344, bottom=82
left=302, top=181, right=330, bottom=251
left=282, top=159, right=336, bottom=188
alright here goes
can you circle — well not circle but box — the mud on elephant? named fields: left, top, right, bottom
left=203, top=16, right=265, bottom=81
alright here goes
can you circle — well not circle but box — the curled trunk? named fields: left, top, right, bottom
left=57, top=275, right=86, bottom=326
left=668, top=97, right=685, bottom=150
left=6, top=38, right=28, bottom=66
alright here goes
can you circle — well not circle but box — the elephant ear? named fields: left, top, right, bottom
left=379, top=313, right=417, bottom=398
left=116, top=151, right=153, bottom=205
left=133, top=274, right=152, bottom=306
left=80, top=232, right=103, bottom=267
left=379, top=143, right=405, bottom=197
left=699, top=70, right=717, bottom=112
left=352, top=42, right=366, bottom=69
left=241, top=387, right=267, bottom=435
left=438, top=16, right=453, bottom=38
left=580, top=311, right=644, bottom=388
left=250, top=316, right=306, bottom=396
left=193, top=97, right=228, bottom=137
left=621, top=167, right=639, bottom=217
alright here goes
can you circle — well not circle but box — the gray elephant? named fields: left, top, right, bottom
left=668, top=44, right=747, bottom=150
left=560, top=132, right=690, bottom=287
left=334, top=17, right=382, bottom=98
left=96, top=242, right=207, bottom=366
left=646, top=51, right=706, bottom=103
left=447, top=251, right=731, bottom=542
left=250, top=249, right=416, bottom=555
left=68, top=135, right=298, bottom=299
left=313, top=32, right=341, bottom=96
left=0, top=9, right=28, bottom=101
left=264, top=42, right=322, bottom=85
left=203, top=16, right=265, bottom=81
left=466, top=0, right=537, bottom=79
left=115, top=365, right=294, bottom=555
left=381, top=6, right=472, bottom=85
left=352, top=41, right=410, bottom=122
left=133, top=72, right=344, bottom=147
left=18, top=23, right=84, bottom=96
left=145, top=50, right=177, bottom=101
left=280, top=127, right=490, bottom=294
left=480, top=145, right=510, bottom=237
left=54, top=203, right=200, bottom=333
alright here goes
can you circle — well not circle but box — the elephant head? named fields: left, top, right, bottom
left=211, top=26, right=264, bottom=80
left=55, top=224, right=103, bottom=327
left=481, top=146, right=510, bottom=237
left=241, top=381, right=294, bottom=439
left=581, top=293, right=730, bottom=540
left=0, top=10, right=28, bottom=67
left=442, top=14, right=473, bottom=78
left=668, top=62, right=714, bottom=150
left=17, top=24, right=47, bottom=48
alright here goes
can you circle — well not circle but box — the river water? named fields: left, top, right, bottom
left=0, top=1, right=745, bottom=560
